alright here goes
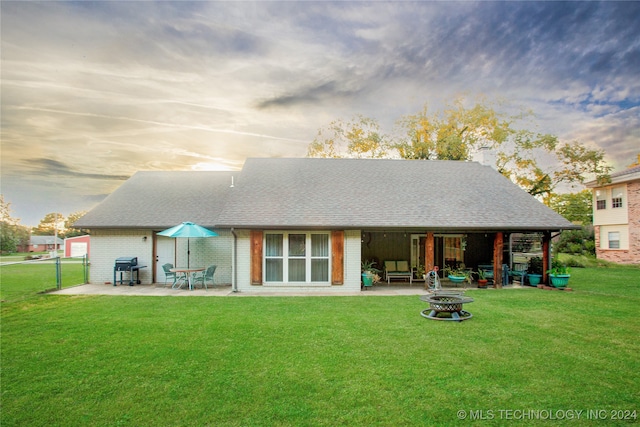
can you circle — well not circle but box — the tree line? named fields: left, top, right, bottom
left=0, top=195, right=87, bottom=253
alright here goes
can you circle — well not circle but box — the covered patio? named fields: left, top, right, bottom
left=361, top=230, right=551, bottom=288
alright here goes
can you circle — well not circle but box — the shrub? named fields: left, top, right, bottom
left=555, top=227, right=595, bottom=255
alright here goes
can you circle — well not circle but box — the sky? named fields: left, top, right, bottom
left=1, top=1, right=639, bottom=227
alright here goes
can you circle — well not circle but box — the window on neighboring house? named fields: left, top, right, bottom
left=596, top=190, right=606, bottom=210
left=264, top=232, right=330, bottom=283
left=608, top=231, right=620, bottom=249
left=612, top=186, right=624, bottom=208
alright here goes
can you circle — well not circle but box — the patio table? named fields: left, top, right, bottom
left=170, top=267, right=205, bottom=291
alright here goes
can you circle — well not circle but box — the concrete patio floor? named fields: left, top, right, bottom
left=49, top=282, right=468, bottom=297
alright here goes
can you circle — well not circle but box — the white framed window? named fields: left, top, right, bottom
left=611, top=186, right=624, bottom=209
left=608, top=232, right=620, bottom=249
left=264, top=232, right=330, bottom=283
left=596, top=189, right=607, bottom=210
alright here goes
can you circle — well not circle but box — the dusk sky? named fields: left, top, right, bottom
left=2, top=1, right=639, bottom=226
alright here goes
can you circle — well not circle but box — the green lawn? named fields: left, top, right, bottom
left=1, top=265, right=639, bottom=426
left=0, top=259, right=87, bottom=302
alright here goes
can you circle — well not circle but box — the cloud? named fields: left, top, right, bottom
left=25, top=158, right=131, bottom=181
left=1, top=0, right=638, bottom=225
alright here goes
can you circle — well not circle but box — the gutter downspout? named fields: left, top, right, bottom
left=231, top=228, right=238, bottom=292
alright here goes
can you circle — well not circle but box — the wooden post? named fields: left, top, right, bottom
left=424, top=232, right=435, bottom=290
left=493, top=232, right=503, bottom=289
left=542, top=231, right=551, bottom=285
left=425, top=232, right=435, bottom=276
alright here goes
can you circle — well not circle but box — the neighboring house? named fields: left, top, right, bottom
left=586, top=164, right=640, bottom=264
left=64, top=235, right=91, bottom=258
left=74, top=158, right=578, bottom=292
left=17, top=236, right=63, bottom=253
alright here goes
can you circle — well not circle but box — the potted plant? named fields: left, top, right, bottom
left=361, top=260, right=380, bottom=288
left=476, top=268, right=489, bottom=288
left=527, top=256, right=544, bottom=286
left=445, top=265, right=473, bottom=285
left=547, top=260, right=570, bottom=288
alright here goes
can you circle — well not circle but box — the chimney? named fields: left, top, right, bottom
left=477, top=146, right=497, bottom=169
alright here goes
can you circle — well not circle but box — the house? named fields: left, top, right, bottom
left=64, top=235, right=91, bottom=258
left=73, top=158, right=578, bottom=292
left=586, top=164, right=640, bottom=264
left=17, top=236, right=63, bottom=253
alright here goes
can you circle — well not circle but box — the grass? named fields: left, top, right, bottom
left=1, top=264, right=639, bottom=426
left=0, top=259, right=87, bottom=302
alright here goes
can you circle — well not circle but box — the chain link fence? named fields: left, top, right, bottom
left=0, top=255, right=90, bottom=302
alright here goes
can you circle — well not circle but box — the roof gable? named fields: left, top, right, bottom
left=216, top=158, right=576, bottom=231
left=30, top=236, right=63, bottom=245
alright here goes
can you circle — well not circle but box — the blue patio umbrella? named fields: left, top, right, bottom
left=157, top=222, right=218, bottom=268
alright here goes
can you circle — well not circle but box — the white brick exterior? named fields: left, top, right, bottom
left=90, top=229, right=154, bottom=284
left=233, top=229, right=363, bottom=293
left=89, top=229, right=233, bottom=285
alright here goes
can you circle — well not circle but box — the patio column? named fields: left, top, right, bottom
left=493, top=232, right=503, bottom=289
left=542, top=231, right=551, bottom=285
left=425, top=232, right=435, bottom=273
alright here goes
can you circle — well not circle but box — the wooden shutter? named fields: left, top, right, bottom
left=250, top=230, right=263, bottom=285
left=331, top=230, right=344, bottom=285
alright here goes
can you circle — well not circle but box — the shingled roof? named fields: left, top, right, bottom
left=215, top=158, right=577, bottom=231
left=74, top=171, right=234, bottom=229
left=585, top=164, right=640, bottom=187
left=75, top=159, right=577, bottom=232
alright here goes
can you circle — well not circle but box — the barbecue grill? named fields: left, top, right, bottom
left=113, top=257, right=146, bottom=286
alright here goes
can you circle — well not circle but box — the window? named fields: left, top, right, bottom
left=265, top=234, right=283, bottom=281
left=264, top=232, right=330, bottom=283
left=612, top=186, right=624, bottom=208
left=608, top=232, right=620, bottom=249
left=443, top=236, right=463, bottom=269
left=596, top=190, right=606, bottom=210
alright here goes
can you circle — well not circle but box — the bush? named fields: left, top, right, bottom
left=555, top=227, right=595, bottom=256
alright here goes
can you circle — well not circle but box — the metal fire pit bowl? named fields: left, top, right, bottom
left=420, top=293, right=474, bottom=321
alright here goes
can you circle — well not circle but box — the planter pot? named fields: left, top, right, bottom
left=527, top=274, right=542, bottom=286
left=477, top=279, right=488, bottom=288
left=549, top=274, right=570, bottom=288
left=448, top=275, right=466, bottom=283
left=362, top=273, right=374, bottom=287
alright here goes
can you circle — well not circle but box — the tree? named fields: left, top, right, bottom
left=395, top=97, right=612, bottom=202
left=394, top=97, right=512, bottom=160
left=548, top=190, right=593, bottom=224
left=65, top=211, right=89, bottom=238
left=32, top=213, right=66, bottom=237
left=0, top=195, right=30, bottom=253
left=310, top=96, right=612, bottom=205
left=497, top=134, right=611, bottom=205
left=307, top=115, right=390, bottom=159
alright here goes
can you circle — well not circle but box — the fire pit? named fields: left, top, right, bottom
left=420, top=293, right=474, bottom=321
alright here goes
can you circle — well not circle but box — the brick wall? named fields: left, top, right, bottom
left=90, top=229, right=154, bottom=284
left=627, top=181, right=640, bottom=263
left=595, top=180, right=640, bottom=264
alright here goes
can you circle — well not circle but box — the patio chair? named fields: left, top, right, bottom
left=509, top=262, right=527, bottom=286
left=192, top=265, right=216, bottom=290
left=162, top=263, right=177, bottom=287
